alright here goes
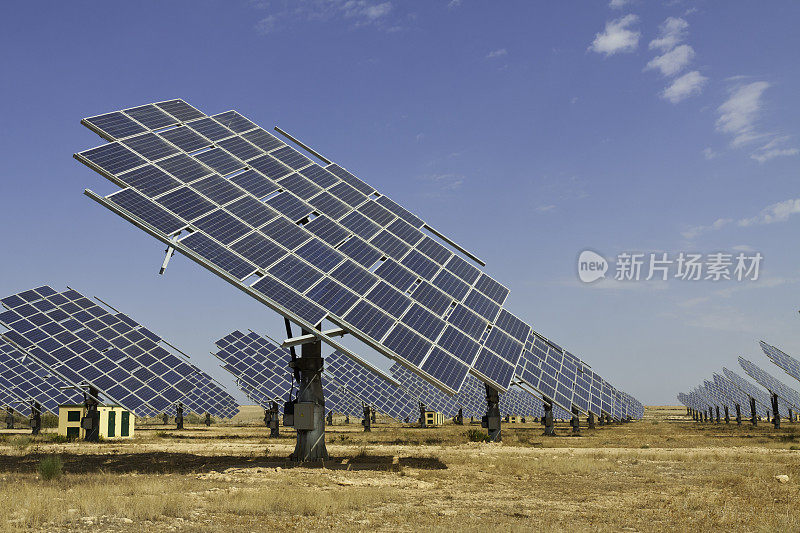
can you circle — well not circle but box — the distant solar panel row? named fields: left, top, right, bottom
left=739, top=356, right=800, bottom=411
left=0, top=286, right=237, bottom=418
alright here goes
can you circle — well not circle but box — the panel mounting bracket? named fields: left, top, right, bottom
left=283, top=328, right=347, bottom=348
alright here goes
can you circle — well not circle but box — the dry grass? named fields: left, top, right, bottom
left=0, top=406, right=799, bottom=531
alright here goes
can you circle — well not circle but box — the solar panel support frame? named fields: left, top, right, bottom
left=481, top=383, right=501, bottom=441
left=283, top=328, right=347, bottom=348
left=288, top=336, right=329, bottom=462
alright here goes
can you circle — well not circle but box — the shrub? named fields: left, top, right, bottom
left=465, top=429, right=489, bottom=442
left=38, top=456, right=63, bottom=481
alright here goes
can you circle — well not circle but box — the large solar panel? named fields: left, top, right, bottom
left=739, top=356, right=800, bottom=411
left=0, top=286, right=235, bottom=418
left=723, top=367, right=787, bottom=417
left=75, top=99, right=545, bottom=395
left=76, top=99, right=643, bottom=417
left=0, top=340, right=83, bottom=413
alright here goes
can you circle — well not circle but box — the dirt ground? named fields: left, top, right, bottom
left=1, top=405, right=799, bottom=532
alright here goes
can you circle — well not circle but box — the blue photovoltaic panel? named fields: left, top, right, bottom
left=500, top=386, right=544, bottom=418
left=0, top=286, right=236, bottom=418
left=326, top=351, right=418, bottom=421
left=77, top=99, right=641, bottom=406
left=323, top=379, right=364, bottom=417
left=713, top=373, right=770, bottom=417
left=739, top=356, right=800, bottom=410
left=83, top=111, right=147, bottom=140
left=213, top=330, right=292, bottom=407
left=760, top=341, right=800, bottom=389
left=723, top=367, right=780, bottom=416
left=391, top=363, right=483, bottom=418
left=0, top=340, right=83, bottom=414
left=125, top=104, right=178, bottom=130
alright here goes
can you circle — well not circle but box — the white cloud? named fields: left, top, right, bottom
left=255, top=15, right=277, bottom=34
left=738, top=198, right=800, bottom=227
left=683, top=198, right=800, bottom=239
left=749, top=137, right=799, bottom=163
left=681, top=217, right=732, bottom=240
left=661, top=70, right=707, bottom=103
left=751, top=147, right=799, bottom=163
left=486, top=48, right=507, bottom=59
left=644, top=44, right=694, bottom=77
left=420, top=173, right=464, bottom=197
left=716, top=81, right=770, bottom=147
left=344, top=1, right=392, bottom=21
left=252, top=1, right=395, bottom=33
left=447, top=0, right=462, bottom=8
left=609, top=0, right=632, bottom=8
left=536, top=205, right=556, bottom=213
left=703, top=147, right=718, bottom=160
left=589, top=15, right=641, bottom=56
left=649, top=17, right=688, bottom=51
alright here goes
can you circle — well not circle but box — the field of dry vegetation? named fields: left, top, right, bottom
left=0, top=405, right=799, bottom=532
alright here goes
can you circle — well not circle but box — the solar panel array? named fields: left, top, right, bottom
left=499, top=387, right=544, bottom=418
left=0, top=340, right=83, bottom=413
left=214, top=330, right=415, bottom=419
left=0, top=286, right=237, bottom=418
left=680, top=366, right=788, bottom=420
left=739, top=356, right=800, bottom=411
left=213, top=330, right=292, bottom=407
left=760, top=341, right=800, bottom=390
left=326, top=351, right=418, bottom=421
left=76, top=99, right=642, bottom=418
left=711, top=373, right=764, bottom=415
left=723, top=367, right=785, bottom=416
left=390, top=362, right=484, bottom=417
left=323, top=379, right=369, bottom=418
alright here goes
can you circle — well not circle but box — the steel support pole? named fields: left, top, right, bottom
left=29, top=402, right=41, bottom=436
left=571, top=406, right=581, bottom=434
left=176, top=403, right=184, bottom=430
left=735, top=404, right=741, bottom=426
left=588, top=411, right=596, bottom=429
left=724, top=405, right=729, bottom=424
left=290, top=336, right=329, bottom=462
left=771, top=393, right=780, bottom=429
left=750, top=397, right=757, bottom=426
left=362, top=404, right=372, bottom=432
left=543, top=401, right=555, bottom=436
left=483, top=384, right=501, bottom=442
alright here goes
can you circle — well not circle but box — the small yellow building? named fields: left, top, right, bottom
left=423, top=411, right=444, bottom=427
left=58, top=405, right=134, bottom=439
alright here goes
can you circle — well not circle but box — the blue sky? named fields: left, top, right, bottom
left=1, top=1, right=799, bottom=405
